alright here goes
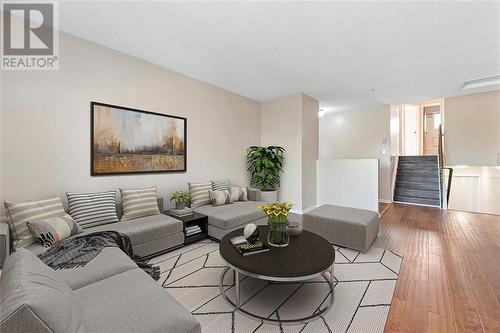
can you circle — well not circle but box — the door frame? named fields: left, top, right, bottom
left=421, top=100, right=444, bottom=156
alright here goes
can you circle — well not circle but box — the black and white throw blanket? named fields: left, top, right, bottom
left=38, top=231, right=160, bottom=280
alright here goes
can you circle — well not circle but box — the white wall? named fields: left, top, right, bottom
left=319, top=106, right=391, bottom=202
left=0, top=31, right=261, bottom=212
left=260, top=93, right=319, bottom=212
left=317, top=159, right=379, bottom=212
left=445, top=166, right=500, bottom=215
left=444, top=91, right=500, bottom=166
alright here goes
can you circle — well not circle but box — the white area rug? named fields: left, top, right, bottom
left=150, top=240, right=403, bottom=333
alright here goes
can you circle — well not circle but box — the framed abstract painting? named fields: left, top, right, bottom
left=91, top=102, right=187, bottom=175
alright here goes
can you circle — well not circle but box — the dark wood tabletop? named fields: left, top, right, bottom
left=220, top=225, right=335, bottom=279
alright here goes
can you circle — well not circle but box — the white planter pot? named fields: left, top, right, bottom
left=260, top=190, right=278, bottom=203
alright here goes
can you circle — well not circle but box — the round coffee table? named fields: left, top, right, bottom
left=219, top=225, right=335, bottom=324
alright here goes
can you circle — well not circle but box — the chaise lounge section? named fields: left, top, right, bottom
left=192, top=188, right=268, bottom=240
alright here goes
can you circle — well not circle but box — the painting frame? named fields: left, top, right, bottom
left=90, top=101, right=187, bottom=176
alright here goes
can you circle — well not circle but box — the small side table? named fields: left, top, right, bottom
left=166, top=212, right=208, bottom=245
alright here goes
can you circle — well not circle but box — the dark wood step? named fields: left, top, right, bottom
left=396, top=181, right=440, bottom=191
left=397, top=169, right=439, bottom=177
left=395, top=188, right=440, bottom=200
left=398, top=162, right=438, bottom=169
left=396, top=175, right=439, bottom=183
left=393, top=195, right=441, bottom=206
left=399, top=155, right=438, bottom=161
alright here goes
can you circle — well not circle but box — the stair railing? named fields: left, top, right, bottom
left=438, top=124, right=453, bottom=208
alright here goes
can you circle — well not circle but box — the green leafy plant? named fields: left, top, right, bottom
left=246, top=146, right=285, bottom=191
left=169, top=191, right=191, bottom=203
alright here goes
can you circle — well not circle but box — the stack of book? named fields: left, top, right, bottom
left=185, top=225, right=202, bottom=237
left=169, top=207, right=194, bottom=218
left=230, top=237, right=270, bottom=256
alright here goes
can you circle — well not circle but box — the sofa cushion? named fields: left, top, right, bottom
left=27, top=215, right=83, bottom=247
left=120, top=187, right=161, bottom=221
left=230, top=186, right=248, bottom=202
left=211, top=179, right=231, bottom=191
left=67, top=190, right=120, bottom=229
left=4, top=196, right=67, bottom=249
left=208, top=189, right=233, bottom=206
left=54, top=247, right=138, bottom=290
left=194, top=201, right=267, bottom=230
left=75, top=268, right=201, bottom=333
left=85, top=214, right=183, bottom=245
left=0, top=249, right=84, bottom=333
left=188, top=181, right=211, bottom=207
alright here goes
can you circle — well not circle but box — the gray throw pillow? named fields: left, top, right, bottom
left=27, top=214, right=83, bottom=247
left=208, top=190, right=234, bottom=206
left=230, top=186, right=248, bottom=202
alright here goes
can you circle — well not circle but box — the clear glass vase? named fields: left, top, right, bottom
left=267, top=219, right=289, bottom=247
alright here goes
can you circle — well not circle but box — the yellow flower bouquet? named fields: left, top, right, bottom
left=257, top=201, right=294, bottom=247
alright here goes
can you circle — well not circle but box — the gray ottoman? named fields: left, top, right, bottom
left=303, top=205, right=379, bottom=252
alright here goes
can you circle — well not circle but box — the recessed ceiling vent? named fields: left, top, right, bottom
left=463, top=75, right=500, bottom=90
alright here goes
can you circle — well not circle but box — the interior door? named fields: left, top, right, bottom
left=423, top=107, right=441, bottom=155
left=403, top=105, right=419, bottom=155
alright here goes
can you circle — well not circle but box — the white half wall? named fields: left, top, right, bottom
left=317, top=159, right=379, bottom=212
left=319, top=106, right=391, bottom=202
left=445, top=166, right=500, bottom=215
left=0, top=30, right=261, bottom=213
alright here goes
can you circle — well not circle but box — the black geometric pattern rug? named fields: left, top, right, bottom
left=151, top=240, right=403, bottom=333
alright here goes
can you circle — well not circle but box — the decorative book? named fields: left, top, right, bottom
left=234, top=240, right=269, bottom=256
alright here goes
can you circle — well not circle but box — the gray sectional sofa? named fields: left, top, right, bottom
left=193, top=188, right=268, bottom=240
left=0, top=186, right=270, bottom=332
left=0, top=197, right=199, bottom=333
left=0, top=248, right=201, bottom=333
left=7, top=198, right=185, bottom=258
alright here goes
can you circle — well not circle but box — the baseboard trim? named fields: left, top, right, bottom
left=393, top=200, right=441, bottom=209
left=290, top=205, right=318, bottom=215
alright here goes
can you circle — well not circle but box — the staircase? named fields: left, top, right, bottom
left=394, top=155, right=441, bottom=207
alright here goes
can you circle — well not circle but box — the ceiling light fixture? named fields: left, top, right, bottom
left=318, top=109, right=325, bottom=118
left=463, top=75, right=500, bottom=90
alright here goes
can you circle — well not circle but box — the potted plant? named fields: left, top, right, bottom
left=169, top=191, right=191, bottom=210
left=246, top=146, right=285, bottom=202
left=258, top=201, right=294, bottom=247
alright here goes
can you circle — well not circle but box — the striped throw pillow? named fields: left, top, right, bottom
left=120, top=187, right=160, bottom=221
left=211, top=179, right=231, bottom=191
left=27, top=214, right=83, bottom=247
left=4, top=196, right=67, bottom=249
left=188, top=182, right=211, bottom=207
left=67, top=191, right=119, bottom=229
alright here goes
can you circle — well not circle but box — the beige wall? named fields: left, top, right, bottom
left=260, top=93, right=319, bottom=212
left=301, top=95, right=319, bottom=210
left=319, top=106, right=391, bottom=201
left=260, top=94, right=302, bottom=208
left=444, top=90, right=500, bottom=166
left=0, top=31, right=261, bottom=211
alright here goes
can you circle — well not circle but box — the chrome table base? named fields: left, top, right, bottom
left=218, top=265, right=335, bottom=325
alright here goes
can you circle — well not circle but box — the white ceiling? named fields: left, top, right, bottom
left=56, top=1, right=500, bottom=112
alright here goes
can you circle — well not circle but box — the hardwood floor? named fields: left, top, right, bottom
left=377, top=203, right=500, bottom=333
